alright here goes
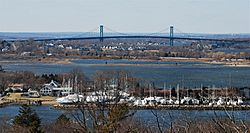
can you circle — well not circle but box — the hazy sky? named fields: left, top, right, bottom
left=0, top=0, right=249, bottom=33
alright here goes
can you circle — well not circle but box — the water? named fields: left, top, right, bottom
left=0, top=105, right=249, bottom=125
left=0, top=105, right=69, bottom=124
left=2, top=59, right=250, bottom=88
left=134, top=109, right=250, bottom=127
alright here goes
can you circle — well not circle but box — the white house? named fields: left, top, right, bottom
left=40, top=80, right=73, bottom=96
left=5, top=84, right=24, bottom=92
left=40, top=85, right=53, bottom=96
left=40, top=80, right=60, bottom=96
left=27, top=89, right=40, bottom=98
left=52, top=87, right=73, bottom=97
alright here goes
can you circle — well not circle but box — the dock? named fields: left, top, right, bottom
left=53, top=104, right=250, bottom=110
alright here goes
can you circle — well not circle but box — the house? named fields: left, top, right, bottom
left=52, top=87, right=73, bottom=97
left=22, top=89, right=40, bottom=98
left=40, top=80, right=73, bottom=96
left=28, top=89, right=40, bottom=98
left=5, top=84, right=24, bottom=92
left=40, top=85, right=53, bottom=96
left=40, top=80, right=60, bottom=96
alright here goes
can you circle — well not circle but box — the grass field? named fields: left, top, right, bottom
left=2, top=93, right=58, bottom=105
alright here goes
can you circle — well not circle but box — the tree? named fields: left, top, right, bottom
left=98, top=103, right=133, bottom=132
left=44, top=114, right=73, bottom=133
left=69, top=67, right=87, bottom=93
left=13, top=104, right=42, bottom=133
left=72, top=70, right=137, bottom=133
left=55, top=114, right=70, bottom=125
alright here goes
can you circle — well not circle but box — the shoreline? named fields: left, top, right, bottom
left=1, top=57, right=250, bottom=67
left=1, top=101, right=250, bottom=111
left=1, top=93, right=250, bottom=111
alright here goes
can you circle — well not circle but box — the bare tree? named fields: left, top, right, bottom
left=72, top=70, right=137, bottom=132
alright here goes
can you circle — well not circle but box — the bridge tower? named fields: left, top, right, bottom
left=170, top=26, right=174, bottom=46
left=100, top=25, right=104, bottom=42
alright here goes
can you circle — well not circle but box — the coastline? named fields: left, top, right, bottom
left=1, top=56, right=250, bottom=67
left=1, top=99, right=250, bottom=111
left=0, top=93, right=58, bottom=107
left=1, top=93, right=250, bottom=111
left=53, top=104, right=250, bottom=111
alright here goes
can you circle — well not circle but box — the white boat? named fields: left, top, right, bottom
left=227, top=99, right=235, bottom=105
left=56, top=94, right=84, bottom=104
left=160, top=99, right=167, bottom=105
left=181, top=97, right=192, bottom=104
left=167, top=99, right=174, bottom=104
left=154, top=97, right=163, bottom=103
left=174, top=100, right=180, bottom=105
left=217, top=97, right=226, bottom=105
left=237, top=97, right=244, bottom=105
left=134, top=99, right=143, bottom=106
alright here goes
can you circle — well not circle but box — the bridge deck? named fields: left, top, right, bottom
left=3, top=35, right=250, bottom=43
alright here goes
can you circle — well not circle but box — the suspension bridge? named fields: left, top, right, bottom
left=4, top=25, right=249, bottom=46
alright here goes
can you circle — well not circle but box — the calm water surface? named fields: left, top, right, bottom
left=0, top=105, right=249, bottom=125
left=2, top=59, right=250, bottom=88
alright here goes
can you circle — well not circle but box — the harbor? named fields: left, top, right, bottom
left=0, top=0, right=250, bottom=132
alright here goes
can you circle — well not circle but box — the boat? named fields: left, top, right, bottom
left=237, top=97, right=244, bottom=105
left=217, top=97, right=226, bottom=105
left=167, top=99, right=174, bottom=104
left=56, top=94, right=84, bottom=104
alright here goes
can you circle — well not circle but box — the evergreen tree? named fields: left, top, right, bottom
left=13, top=104, right=42, bottom=133
left=55, top=114, right=70, bottom=125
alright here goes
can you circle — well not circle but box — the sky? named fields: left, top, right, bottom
left=0, top=0, right=249, bottom=33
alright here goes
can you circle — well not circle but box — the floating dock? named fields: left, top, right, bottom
left=53, top=104, right=250, bottom=110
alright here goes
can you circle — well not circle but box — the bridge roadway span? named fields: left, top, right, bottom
left=5, top=35, right=250, bottom=43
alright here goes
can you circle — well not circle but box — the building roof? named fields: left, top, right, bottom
left=53, top=87, right=72, bottom=91
left=8, top=84, right=24, bottom=87
left=44, top=80, right=61, bottom=88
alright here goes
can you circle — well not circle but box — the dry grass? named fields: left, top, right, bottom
left=2, top=93, right=56, bottom=104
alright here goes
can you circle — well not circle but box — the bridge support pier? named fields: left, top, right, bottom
left=170, top=26, right=174, bottom=46
left=100, top=25, right=104, bottom=42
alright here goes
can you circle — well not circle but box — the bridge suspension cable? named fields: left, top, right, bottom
left=173, top=27, right=201, bottom=38
left=104, top=26, right=131, bottom=36
left=145, top=27, right=170, bottom=36
left=71, top=27, right=99, bottom=38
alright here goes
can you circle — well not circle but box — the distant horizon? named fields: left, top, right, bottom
left=1, top=31, right=250, bottom=41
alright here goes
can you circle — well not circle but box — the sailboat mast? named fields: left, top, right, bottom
left=164, top=82, right=166, bottom=99
left=169, top=85, right=172, bottom=100
left=177, top=84, right=180, bottom=103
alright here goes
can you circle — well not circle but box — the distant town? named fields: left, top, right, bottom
left=1, top=37, right=250, bottom=66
